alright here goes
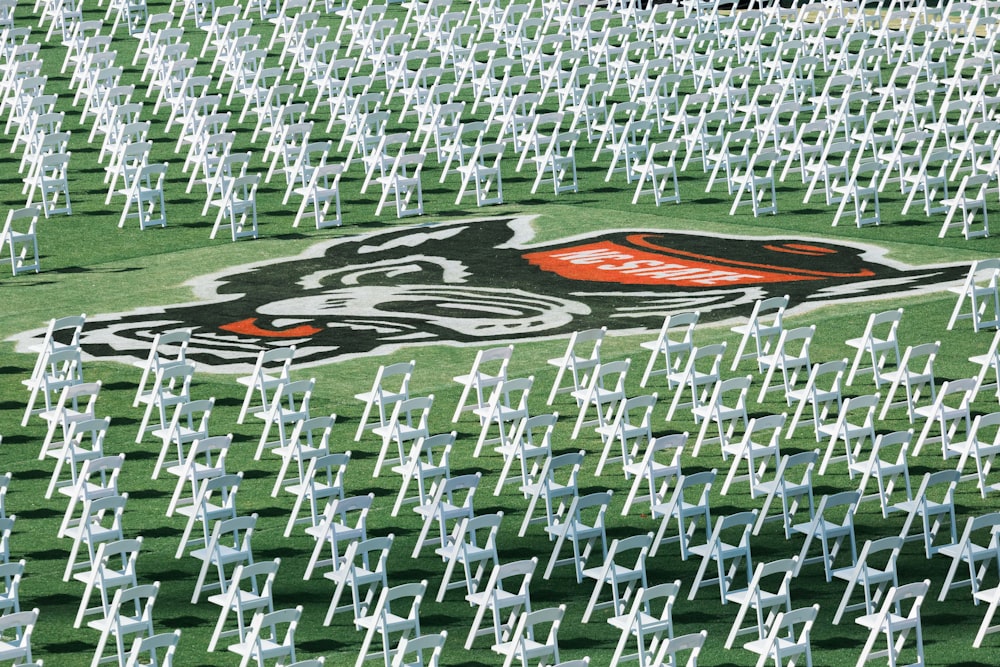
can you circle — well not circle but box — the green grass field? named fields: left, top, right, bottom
left=3, top=1, right=1000, bottom=665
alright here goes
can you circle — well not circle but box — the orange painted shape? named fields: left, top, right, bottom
left=220, top=318, right=322, bottom=338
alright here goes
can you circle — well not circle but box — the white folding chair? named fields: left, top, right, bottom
left=518, top=450, right=585, bottom=538
left=649, top=630, right=706, bottom=667
left=372, top=395, right=433, bottom=479
left=595, top=393, right=657, bottom=478
left=724, top=557, right=798, bottom=650
left=190, top=513, right=257, bottom=604
left=88, top=581, right=159, bottom=667
left=951, top=412, right=1000, bottom=498
left=411, top=473, right=481, bottom=559
left=756, top=326, right=815, bottom=403
left=75, top=537, right=143, bottom=629
left=753, top=449, right=819, bottom=538
left=353, top=580, right=426, bottom=667
left=940, top=172, right=991, bottom=240
left=743, top=604, right=819, bottom=667
left=878, top=342, right=939, bottom=422
left=721, top=414, right=785, bottom=498
left=971, top=330, right=1000, bottom=403
left=912, top=378, right=975, bottom=457
left=354, top=360, right=414, bottom=442
left=570, top=359, right=631, bottom=440
left=546, top=328, right=605, bottom=406
left=151, top=398, right=214, bottom=481
left=125, top=629, right=181, bottom=666
left=271, top=414, right=336, bottom=497
left=166, top=434, right=232, bottom=518
left=491, top=605, right=565, bottom=667
left=1, top=206, right=40, bottom=276
left=786, top=359, right=847, bottom=441
left=323, top=535, right=393, bottom=627
left=62, top=492, right=128, bottom=583
left=228, top=606, right=302, bottom=667
left=134, top=363, right=195, bottom=445
left=818, top=393, right=880, bottom=477
left=851, top=430, right=913, bottom=519
left=938, top=512, right=1000, bottom=604
left=209, top=172, right=260, bottom=241
left=391, top=432, right=455, bottom=517
left=832, top=535, right=903, bottom=625
left=948, top=259, right=1000, bottom=332
left=303, top=494, right=374, bottom=581
left=639, top=311, right=698, bottom=389
left=582, top=533, right=653, bottom=624
left=46, top=415, right=110, bottom=500
left=494, top=412, right=557, bottom=497
left=691, top=375, right=751, bottom=458
left=621, top=433, right=686, bottom=517
left=465, top=557, right=536, bottom=649
left=543, top=490, right=612, bottom=583
left=235, top=346, right=295, bottom=425
left=392, top=631, right=445, bottom=667
left=284, top=452, right=350, bottom=538
left=436, top=513, right=502, bottom=603
left=375, top=153, right=425, bottom=219
left=607, top=580, right=681, bottom=667
left=133, top=329, right=192, bottom=409
left=0, top=608, right=38, bottom=665
left=855, top=580, right=929, bottom=666
left=687, top=510, right=757, bottom=603
left=22, top=347, right=84, bottom=442
left=631, top=140, right=681, bottom=205
left=895, top=469, right=960, bottom=558
left=650, top=470, right=715, bottom=560
left=254, top=378, right=315, bottom=461
left=174, top=472, right=243, bottom=560
left=846, top=308, right=903, bottom=388
left=452, top=345, right=513, bottom=423
left=207, top=558, right=279, bottom=653
left=38, top=380, right=102, bottom=460
left=473, top=376, right=533, bottom=458
left=729, top=295, right=788, bottom=372
left=665, top=344, right=726, bottom=422
left=454, top=141, right=506, bottom=207
left=118, top=162, right=168, bottom=230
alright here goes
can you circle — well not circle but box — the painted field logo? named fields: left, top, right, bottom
left=12, top=216, right=967, bottom=374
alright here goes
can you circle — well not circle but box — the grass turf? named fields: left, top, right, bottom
left=3, top=1, right=1000, bottom=666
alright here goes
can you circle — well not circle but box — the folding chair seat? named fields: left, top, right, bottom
left=132, top=330, right=192, bottom=409
left=254, top=378, right=315, bottom=461
left=519, top=450, right=585, bottom=538
left=88, top=581, right=159, bottom=667
left=691, top=375, right=751, bottom=457
left=450, top=140, right=504, bottom=207
left=895, top=469, right=960, bottom=558
left=913, top=377, right=975, bottom=457
left=174, top=472, right=243, bottom=559
left=688, top=510, right=756, bottom=603
left=303, top=494, right=374, bottom=580
left=818, top=393, right=880, bottom=477
left=74, top=537, right=143, bottom=629
left=465, top=557, right=536, bottom=649
left=730, top=295, right=787, bottom=372
left=391, top=432, right=455, bottom=517
left=632, top=138, right=682, bottom=205
left=951, top=412, right=1000, bottom=499
left=832, top=535, right=903, bottom=625
left=743, top=603, right=819, bottom=667
left=495, top=413, right=558, bottom=497
left=452, top=345, right=513, bottom=423
left=207, top=558, right=278, bottom=652
left=938, top=512, right=1000, bottom=604
left=354, top=580, right=426, bottom=667
left=412, top=473, right=481, bottom=559
left=236, top=346, right=295, bottom=425
left=208, top=172, right=260, bottom=242
left=271, top=414, right=336, bottom=497
left=134, top=362, right=195, bottom=445
left=166, top=433, right=232, bottom=517
left=372, top=395, right=434, bottom=479
left=855, top=580, right=929, bottom=666
left=940, top=172, right=992, bottom=240
left=321, top=533, right=393, bottom=629
left=667, top=343, right=728, bottom=423
left=354, top=361, right=414, bottom=443
left=621, top=433, right=685, bottom=517
left=571, top=359, right=631, bottom=440
left=0, top=607, right=38, bottom=665
left=607, top=580, right=681, bottom=667
left=491, top=604, right=566, bottom=667
left=544, top=490, right=612, bottom=583
left=756, top=326, right=815, bottom=403
left=582, top=533, right=653, bottom=624
left=126, top=629, right=181, bottom=666
left=1, top=206, right=40, bottom=276
left=724, top=557, right=798, bottom=650
left=546, top=328, right=605, bottom=406
left=190, top=514, right=257, bottom=604
left=721, top=414, right=785, bottom=498
left=948, top=259, right=1000, bottom=333
left=228, top=606, right=303, bottom=667
left=473, top=376, right=533, bottom=458
left=46, top=415, right=111, bottom=501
